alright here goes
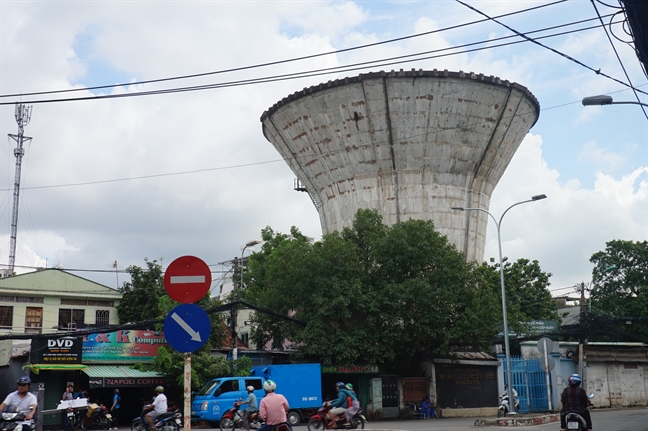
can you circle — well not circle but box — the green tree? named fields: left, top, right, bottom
left=590, top=240, right=648, bottom=340
left=476, top=257, right=558, bottom=333
left=117, top=258, right=166, bottom=323
left=243, top=209, right=502, bottom=373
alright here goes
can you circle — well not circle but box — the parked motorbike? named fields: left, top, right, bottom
left=131, top=407, right=182, bottom=431
left=81, top=404, right=112, bottom=430
left=496, top=394, right=519, bottom=417
left=564, top=394, right=595, bottom=431
left=219, top=401, right=263, bottom=431
left=405, top=402, right=421, bottom=419
left=307, top=403, right=365, bottom=431
left=0, top=408, right=31, bottom=431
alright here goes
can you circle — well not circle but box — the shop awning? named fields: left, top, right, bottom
left=82, top=365, right=165, bottom=388
left=23, top=364, right=88, bottom=374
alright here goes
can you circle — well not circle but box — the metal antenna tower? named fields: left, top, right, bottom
left=7, top=103, right=33, bottom=275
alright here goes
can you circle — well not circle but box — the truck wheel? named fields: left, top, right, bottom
left=219, top=418, right=235, bottom=431
left=287, top=412, right=301, bottom=426
left=208, top=421, right=219, bottom=428
left=307, top=418, right=324, bottom=431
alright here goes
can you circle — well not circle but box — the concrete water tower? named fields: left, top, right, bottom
left=261, top=69, right=539, bottom=262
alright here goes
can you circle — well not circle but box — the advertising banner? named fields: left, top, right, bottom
left=322, top=365, right=379, bottom=374
left=82, top=330, right=167, bottom=362
left=89, top=376, right=166, bottom=388
left=30, top=337, right=82, bottom=363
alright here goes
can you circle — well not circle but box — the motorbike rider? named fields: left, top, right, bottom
left=258, top=380, right=291, bottom=431
left=239, top=385, right=258, bottom=431
left=144, top=386, right=167, bottom=429
left=0, top=376, right=37, bottom=431
left=499, top=385, right=519, bottom=411
left=327, top=382, right=356, bottom=428
left=560, top=374, right=592, bottom=431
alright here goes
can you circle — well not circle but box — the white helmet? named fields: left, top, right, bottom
left=247, top=386, right=255, bottom=392
left=263, top=379, right=276, bottom=392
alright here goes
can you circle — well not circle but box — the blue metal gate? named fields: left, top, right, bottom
left=502, top=356, right=551, bottom=413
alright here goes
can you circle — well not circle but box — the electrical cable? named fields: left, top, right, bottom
left=1, top=14, right=635, bottom=106
left=0, top=0, right=569, bottom=100
left=590, top=0, right=648, bottom=119
left=455, top=0, right=647, bottom=97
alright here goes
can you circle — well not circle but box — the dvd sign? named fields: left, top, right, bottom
left=30, top=337, right=82, bottom=363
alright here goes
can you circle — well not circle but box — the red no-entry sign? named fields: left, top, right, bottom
left=164, top=255, right=212, bottom=303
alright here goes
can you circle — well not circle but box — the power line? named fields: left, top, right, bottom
left=0, top=0, right=569, bottom=100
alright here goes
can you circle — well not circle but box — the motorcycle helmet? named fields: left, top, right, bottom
left=114, top=389, right=120, bottom=394
left=345, top=383, right=353, bottom=390
left=246, top=386, right=255, bottom=392
left=335, top=382, right=345, bottom=389
left=155, top=386, right=164, bottom=393
left=568, top=374, right=582, bottom=386
left=263, top=380, right=276, bottom=392
left=17, top=376, right=31, bottom=386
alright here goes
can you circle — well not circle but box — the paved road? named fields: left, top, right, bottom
left=290, top=407, right=648, bottom=431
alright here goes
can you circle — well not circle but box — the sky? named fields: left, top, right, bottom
left=1, top=0, right=646, bottom=300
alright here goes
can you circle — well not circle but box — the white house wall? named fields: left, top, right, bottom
left=586, top=362, right=647, bottom=407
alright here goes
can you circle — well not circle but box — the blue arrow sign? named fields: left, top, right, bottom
left=164, top=304, right=211, bottom=353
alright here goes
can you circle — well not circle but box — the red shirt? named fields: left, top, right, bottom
left=259, top=392, right=289, bottom=425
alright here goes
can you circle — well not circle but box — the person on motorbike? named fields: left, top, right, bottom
left=0, top=376, right=37, bottom=431
left=239, top=385, right=258, bottom=431
left=144, top=386, right=167, bottom=430
left=258, top=380, right=290, bottom=431
left=560, top=374, right=592, bottom=431
left=327, top=382, right=356, bottom=428
left=499, top=385, right=519, bottom=412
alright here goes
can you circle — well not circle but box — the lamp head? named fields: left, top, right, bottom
left=245, top=239, right=262, bottom=247
left=582, top=95, right=613, bottom=106
left=531, top=194, right=547, bottom=201
left=451, top=207, right=465, bottom=211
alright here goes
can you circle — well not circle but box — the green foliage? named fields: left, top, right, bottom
left=117, top=258, right=166, bottom=323
left=590, top=240, right=648, bottom=340
left=476, top=257, right=558, bottom=333
left=243, top=209, right=502, bottom=373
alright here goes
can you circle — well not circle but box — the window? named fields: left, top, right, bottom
left=219, top=380, right=239, bottom=394
left=61, top=298, right=114, bottom=307
left=59, top=309, right=85, bottom=328
left=25, top=307, right=43, bottom=334
left=240, top=332, right=249, bottom=346
left=245, top=379, right=263, bottom=390
left=95, top=310, right=109, bottom=326
left=0, top=306, right=13, bottom=328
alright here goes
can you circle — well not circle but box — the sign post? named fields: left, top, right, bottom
left=164, top=256, right=212, bottom=431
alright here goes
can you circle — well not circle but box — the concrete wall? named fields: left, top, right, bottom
left=586, top=362, right=647, bottom=407
left=261, top=69, right=539, bottom=262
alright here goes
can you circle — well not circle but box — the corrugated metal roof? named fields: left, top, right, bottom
left=82, top=365, right=163, bottom=378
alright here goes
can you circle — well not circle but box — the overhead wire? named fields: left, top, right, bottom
left=590, top=0, right=647, bottom=119
left=455, top=0, right=647, bottom=97
left=0, top=0, right=569, bottom=100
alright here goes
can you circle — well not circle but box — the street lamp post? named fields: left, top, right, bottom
left=452, top=194, right=547, bottom=414
left=582, top=95, right=648, bottom=108
left=231, top=239, right=262, bottom=360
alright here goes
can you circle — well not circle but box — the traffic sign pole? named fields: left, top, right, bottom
left=184, top=353, right=191, bottom=431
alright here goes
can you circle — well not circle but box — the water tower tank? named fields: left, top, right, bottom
left=261, top=69, right=539, bottom=262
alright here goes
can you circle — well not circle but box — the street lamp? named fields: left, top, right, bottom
left=582, top=95, right=648, bottom=108
left=232, top=239, right=261, bottom=360
left=452, top=194, right=547, bottom=414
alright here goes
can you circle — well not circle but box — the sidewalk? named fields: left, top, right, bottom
left=474, top=413, right=560, bottom=427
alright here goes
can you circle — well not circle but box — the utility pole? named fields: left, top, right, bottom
left=7, top=103, right=33, bottom=275
left=578, top=282, right=587, bottom=389
left=231, top=256, right=239, bottom=360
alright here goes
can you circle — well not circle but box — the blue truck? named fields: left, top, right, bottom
left=191, top=363, right=322, bottom=426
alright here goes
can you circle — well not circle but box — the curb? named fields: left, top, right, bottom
left=474, top=414, right=560, bottom=427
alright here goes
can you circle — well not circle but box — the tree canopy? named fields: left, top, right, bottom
left=476, top=257, right=558, bottom=333
left=243, top=209, right=503, bottom=373
left=117, top=258, right=166, bottom=323
left=589, top=239, right=648, bottom=341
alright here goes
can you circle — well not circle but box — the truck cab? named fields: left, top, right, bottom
left=191, top=376, right=264, bottom=426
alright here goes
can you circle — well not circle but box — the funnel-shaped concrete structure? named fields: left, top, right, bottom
left=261, top=69, right=539, bottom=262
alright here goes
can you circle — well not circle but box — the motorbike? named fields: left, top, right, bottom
left=0, top=408, right=31, bottom=431
left=564, top=393, right=595, bottom=431
left=219, top=401, right=263, bottom=431
left=131, top=407, right=182, bottom=431
left=307, top=403, right=365, bottom=431
left=496, top=394, right=519, bottom=417
left=77, top=404, right=112, bottom=430
left=405, top=402, right=421, bottom=419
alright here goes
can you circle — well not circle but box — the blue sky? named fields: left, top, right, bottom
left=1, top=0, right=646, bottom=297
